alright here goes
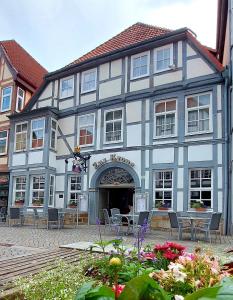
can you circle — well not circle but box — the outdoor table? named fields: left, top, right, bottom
left=58, top=209, right=78, bottom=228
left=115, top=213, right=139, bottom=234
left=178, top=216, right=211, bottom=241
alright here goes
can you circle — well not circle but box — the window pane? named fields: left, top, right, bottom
left=191, top=191, right=200, bottom=199
left=199, top=94, right=210, bottom=106
left=187, top=96, right=198, bottom=108
left=106, top=112, right=113, bottom=121
left=155, top=102, right=165, bottom=113
left=166, top=100, right=176, bottom=111
left=114, top=110, right=122, bottom=119
left=155, top=191, right=163, bottom=199
left=201, top=191, right=211, bottom=199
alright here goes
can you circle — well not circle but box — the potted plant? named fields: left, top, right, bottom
left=32, top=199, right=43, bottom=206
left=190, top=200, right=206, bottom=211
left=155, top=200, right=170, bottom=211
left=15, top=199, right=24, bottom=206
left=68, top=200, right=77, bottom=209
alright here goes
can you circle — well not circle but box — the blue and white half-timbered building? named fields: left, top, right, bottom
left=7, top=23, right=227, bottom=226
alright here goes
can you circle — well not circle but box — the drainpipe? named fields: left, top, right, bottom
left=222, top=67, right=231, bottom=235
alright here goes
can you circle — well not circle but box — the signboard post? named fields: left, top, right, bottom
left=78, top=193, right=89, bottom=225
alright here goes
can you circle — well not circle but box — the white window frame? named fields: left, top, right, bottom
left=50, top=118, right=58, bottom=150
left=60, top=76, right=74, bottom=99
left=78, top=113, right=95, bottom=147
left=13, top=176, right=26, bottom=205
left=130, top=51, right=150, bottom=80
left=154, top=99, right=177, bottom=138
left=68, top=175, right=82, bottom=207
left=154, top=44, right=173, bottom=73
left=30, top=175, right=45, bottom=206
left=30, top=118, right=45, bottom=150
left=14, top=122, right=28, bottom=152
left=189, top=168, right=213, bottom=211
left=0, top=130, right=8, bottom=155
left=1, top=86, right=12, bottom=112
left=49, top=175, right=55, bottom=207
left=16, top=87, right=25, bottom=112
left=153, top=170, right=173, bottom=210
left=81, top=68, right=97, bottom=94
left=104, top=108, right=124, bottom=144
left=185, top=92, right=212, bottom=135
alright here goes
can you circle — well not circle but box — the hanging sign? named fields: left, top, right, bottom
left=93, top=154, right=135, bottom=169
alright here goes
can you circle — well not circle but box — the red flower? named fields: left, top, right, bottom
left=143, top=252, right=156, bottom=260
left=166, top=242, right=186, bottom=252
left=163, top=250, right=179, bottom=260
left=112, top=284, right=125, bottom=297
left=154, top=243, right=170, bottom=252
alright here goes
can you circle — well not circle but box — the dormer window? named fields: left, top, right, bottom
left=154, top=44, right=173, bottom=73
left=81, top=69, right=97, bottom=93
left=131, top=51, right=150, bottom=79
left=16, top=87, right=25, bottom=112
left=60, top=76, right=74, bottom=98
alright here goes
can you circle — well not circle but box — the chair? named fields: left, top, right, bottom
left=168, top=212, right=192, bottom=240
left=110, top=208, right=121, bottom=223
left=102, top=208, right=121, bottom=233
left=8, top=207, right=23, bottom=226
left=33, top=208, right=47, bottom=228
left=195, top=213, right=222, bottom=243
left=47, top=208, right=61, bottom=229
left=0, top=207, right=7, bottom=223
left=128, top=211, right=150, bottom=235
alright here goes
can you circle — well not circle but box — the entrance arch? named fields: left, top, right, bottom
left=89, top=162, right=141, bottom=224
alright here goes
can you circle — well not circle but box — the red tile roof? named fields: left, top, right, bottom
left=0, top=40, right=47, bottom=89
left=69, top=22, right=172, bottom=65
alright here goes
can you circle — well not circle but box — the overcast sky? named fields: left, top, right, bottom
left=0, top=0, right=218, bottom=72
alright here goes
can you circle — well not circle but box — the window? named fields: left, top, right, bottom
left=31, top=175, right=45, bottom=206
left=31, top=118, right=45, bottom=149
left=15, top=122, right=27, bottom=151
left=50, top=119, right=57, bottom=150
left=14, top=176, right=26, bottom=205
left=16, top=87, right=25, bottom=112
left=49, top=175, right=55, bottom=206
left=154, top=170, right=173, bottom=209
left=60, top=76, right=74, bottom=98
left=131, top=52, right=149, bottom=79
left=78, top=114, right=95, bottom=146
left=189, top=169, right=212, bottom=210
left=154, top=100, right=176, bottom=137
left=68, top=176, right=82, bottom=207
left=0, top=131, right=8, bottom=155
left=104, top=109, right=123, bottom=143
left=154, top=44, right=173, bottom=72
left=81, top=69, right=97, bottom=93
left=1, top=86, right=12, bottom=112
left=186, top=93, right=211, bottom=134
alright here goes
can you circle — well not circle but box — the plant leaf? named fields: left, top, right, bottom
left=75, top=281, right=96, bottom=300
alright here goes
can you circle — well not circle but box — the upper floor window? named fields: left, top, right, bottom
left=186, top=92, right=211, bottom=134
left=60, top=76, right=74, bottom=98
left=78, top=114, right=95, bottom=146
left=154, top=99, right=176, bottom=138
left=189, top=169, right=212, bottom=210
left=0, top=131, right=8, bottom=155
left=50, top=119, right=57, bottom=150
left=154, top=170, right=173, bottom=210
left=15, top=122, right=28, bottom=152
left=131, top=52, right=150, bottom=79
left=1, top=86, right=12, bottom=112
left=31, top=118, right=45, bottom=149
left=154, top=44, right=173, bottom=72
left=104, top=109, right=123, bottom=143
left=16, top=87, right=25, bottom=112
left=81, top=69, right=97, bottom=93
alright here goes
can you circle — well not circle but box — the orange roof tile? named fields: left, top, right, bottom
left=0, top=40, right=47, bottom=89
left=69, top=22, right=172, bottom=65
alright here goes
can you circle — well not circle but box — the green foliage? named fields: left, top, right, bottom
left=75, top=282, right=114, bottom=300
left=15, top=260, right=98, bottom=300
left=118, top=262, right=154, bottom=283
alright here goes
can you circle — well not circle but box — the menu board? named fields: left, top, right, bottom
left=134, top=193, right=149, bottom=213
left=79, top=194, right=88, bottom=212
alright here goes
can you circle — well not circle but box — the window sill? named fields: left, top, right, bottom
left=153, top=135, right=177, bottom=140
left=130, top=74, right=149, bottom=81
left=59, top=94, right=74, bottom=100
left=154, top=67, right=173, bottom=74
left=185, top=131, right=213, bottom=136
left=81, top=88, right=96, bottom=95
left=103, top=140, right=123, bottom=145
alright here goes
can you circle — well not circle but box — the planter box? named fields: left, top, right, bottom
left=157, top=207, right=169, bottom=211
left=193, top=208, right=207, bottom=212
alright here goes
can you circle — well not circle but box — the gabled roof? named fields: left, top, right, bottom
left=69, top=22, right=172, bottom=65
left=0, top=40, right=47, bottom=89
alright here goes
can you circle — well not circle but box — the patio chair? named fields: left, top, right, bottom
left=33, top=208, right=47, bottom=228
left=168, top=212, right=192, bottom=240
left=8, top=207, right=23, bottom=226
left=102, top=208, right=121, bottom=233
left=110, top=208, right=121, bottom=223
left=47, top=208, right=61, bottom=229
left=128, top=211, right=150, bottom=235
left=0, top=207, right=7, bottom=223
left=195, top=213, right=222, bottom=243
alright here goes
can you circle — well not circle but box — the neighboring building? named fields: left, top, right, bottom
left=216, top=0, right=232, bottom=234
left=0, top=40, right=47, bottom=209
left=8, top=23, right=226, bottom=225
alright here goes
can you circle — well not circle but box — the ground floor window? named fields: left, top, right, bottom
left=31, top=175, right=45, bottom=206
left=49, top=175, right=55, bottom=206
left=68, top=176, right=82, bottom=207
left=154, top=170, right=173, bottom=209
left=14, top=176, right=26, bottom=205
left=189, top=169, right=212, bottom=209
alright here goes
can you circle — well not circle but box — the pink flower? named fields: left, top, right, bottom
left=112, top=284, right=125, bottom=297
left=143, top=252, right=156, bottom=260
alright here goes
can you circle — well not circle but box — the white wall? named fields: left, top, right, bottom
left=188, top=144, right=213, bottom=161
left=126, top=101, right=141, bottom=123
left=153, top=148, right=174, bottom=164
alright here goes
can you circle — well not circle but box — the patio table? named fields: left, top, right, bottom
left=115, top=213, right=139, bottom=234
left=178, top=216, right=210, bottom=241
left=58, top=209, right=78, bottom=228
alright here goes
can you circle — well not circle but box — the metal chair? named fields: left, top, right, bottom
left=128, top=211, right=150, bottom=235
left=102, top=208, right=121, bottom=233
left=110, top=208, right=121, bottom=223
left=0, top=207, right=7, bottom=223
left=168, top=212, right=192, bottom=240
left=47, top=208, right=61, bottom=229
left=8, top=207, right=23, bottom=226
left=33, top=208, right=47, bottom=228
left=195, top=213, right=222, bottom=243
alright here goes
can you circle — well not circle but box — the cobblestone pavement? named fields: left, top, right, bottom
left=0, top=224, right=233, bottom=261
